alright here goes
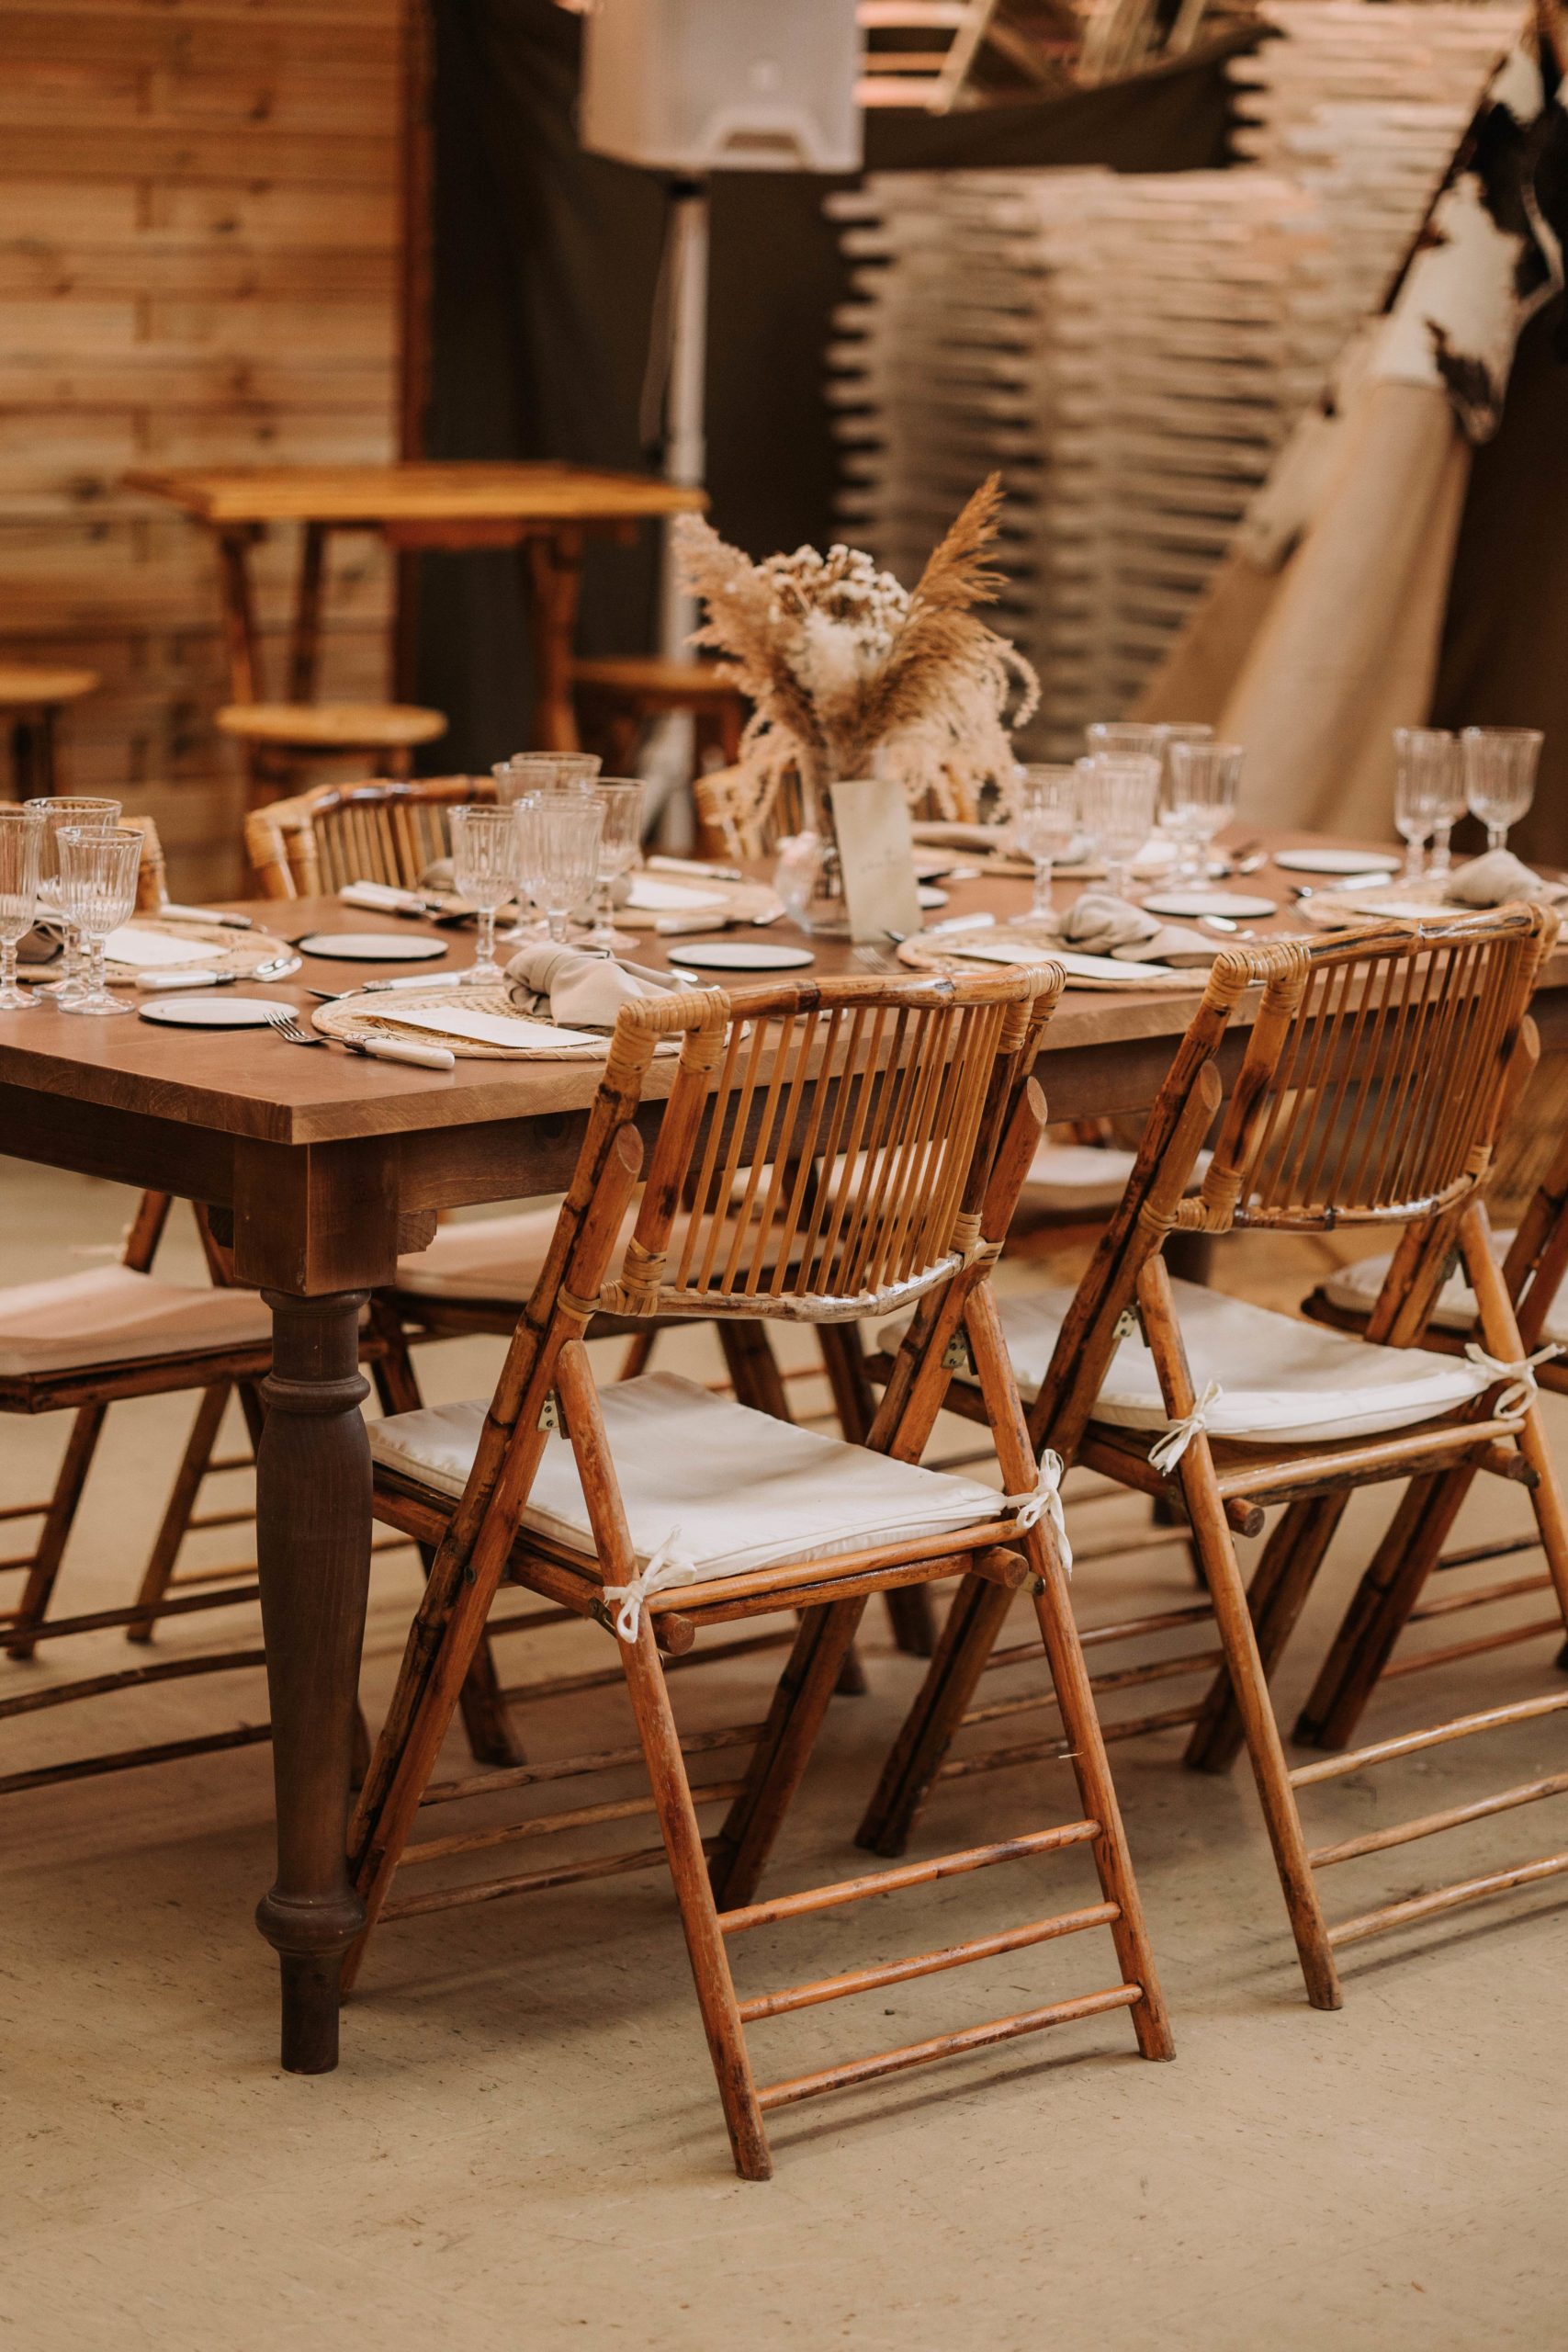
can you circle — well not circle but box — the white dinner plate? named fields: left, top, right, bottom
left=139, top=996, right=293, bottom=1030
left=1272, top=847, right=1400, bottom=876
left=668, top=942, right=816, bottom=972
left=294, top=931, right=449, bottom=964
left=918, top=885, right=948, bottom=909
left=1141, top=888, right=1278, bottom=920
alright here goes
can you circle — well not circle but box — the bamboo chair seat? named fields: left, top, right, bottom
left=344, top=968, right=1174, bottom=2177
left=898, top=1276, right=1498, bottom=1445
left=1320, top=1235, right=1568, bottom=1353
left=1022, top=1142, right=1212, bottom=1215
left=370, top=1368, right=1010, bottom=1581
left=0, top=1265, right=271, bottom=1394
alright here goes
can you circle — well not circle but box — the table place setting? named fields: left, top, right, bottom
left=309, top=940, right=692, bottom=1060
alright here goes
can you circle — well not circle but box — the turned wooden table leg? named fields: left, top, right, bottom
left=253, top=1288, right=374, bottom=2074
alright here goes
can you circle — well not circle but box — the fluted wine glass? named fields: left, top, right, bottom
left=56, top=825, right=141, bottom=1016
left=583, top=779, right=645, bottom=951
left=26, top=796, right=120, bottom=1003
left=491, top=752, right=601, bottom=807
left=1165, top=741, right=1242, bottom=884
left=0, top=806, right=44, bottom=1012
left=1078, top=752, right=1159, bottom=902
left=514, top=791, right=603, bottom=944
left=1462, top=727, right=1542, bottom=854
left=1010, top=764, right=1078, bottom=922
left=450, top=802, right=521, bottom=982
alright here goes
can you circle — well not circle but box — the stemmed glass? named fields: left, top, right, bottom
left=491, top=752, right=602, bottom=806
left=0, top=806, right=44, bottom=1012
left=583, top=779, right=645, bottom=951
left=1462, top=727, right=1542, bottom=854
left=449, top=803, right=521, bottom=984
left=1010, top=764, right=1078, bottom=922
left=56, top=825, right=141, bottom=1016
left=1156, top=724, right=1214, bottom=879
left=1087, top=722, right=1166, bottom=763
left=1078, top=753, right=1160, bottom=903
left=1392, top=728, right=1453, bottom=879
left=26, top=796, right=120, bottom=1003
left=514, top=793, right=604, bottom=944
left=1165, top=741, right=1242, bottom=885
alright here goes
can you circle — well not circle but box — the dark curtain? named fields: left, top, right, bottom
left=420, top=0, right=1244, bottom=769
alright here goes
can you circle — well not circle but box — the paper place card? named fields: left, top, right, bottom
left=340, top=879, right=426, bottom=911
left=376, top=1004, right=602, bottom=1051
left=102, top=927, right=216, bottom=969
left=830, top=778, right=923, bottom=944
left=626, top=876, right=727, bottom=912
left=946, top=938, right=1066, bottom=969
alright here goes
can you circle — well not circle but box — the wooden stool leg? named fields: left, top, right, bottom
left=6, top=1403, right=109, bottom=1659
left=620, top=1618, right=773, bottom=2181
left=126, top=1383, right=232, bottom=1644
left=1184, top=1493, right=1348, bottom=1773
left=856, top=1569, right=1015, bottom=1855
left=708, top=1596, right=869, bottom=1912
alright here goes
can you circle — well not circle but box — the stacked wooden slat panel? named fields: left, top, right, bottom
left=0, top=0, right=402, bottom=891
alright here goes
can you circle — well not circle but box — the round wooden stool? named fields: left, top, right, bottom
left=570, top=655, right=745, bottom=772
left=0, top=665, right=99, bottom=797
left=217, top=701, right=449, bottom=808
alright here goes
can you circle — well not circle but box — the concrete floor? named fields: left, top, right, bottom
left=3, top=1154, right=1566, bottom=2351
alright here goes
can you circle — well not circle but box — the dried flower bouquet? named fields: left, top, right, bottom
left=674, top=474, right=1038, bottom=843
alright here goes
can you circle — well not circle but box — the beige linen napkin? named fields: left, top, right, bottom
left=1443, top=850, right=1564, bottom=909
left=1055, top=892, right=1220, bottom=967
left=503, top=942, right=680, bottom=1031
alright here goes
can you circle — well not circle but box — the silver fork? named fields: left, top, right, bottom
left=265, top=1008, right=455, bottom=1070
left=852, top=944, right=901, bottom=975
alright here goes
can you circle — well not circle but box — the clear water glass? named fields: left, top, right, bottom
left=0, top=806, right=44, bottom=1012
left=1156, top=723, right=1215, bottom=879
left=514, top=792, right=604, bottom=944
left=1166, top=740, right=1242, bottom=884
left=1462, top=727, right=1542, bottom=854
left=1392, top=728, right=1456, bottom=879
left=1078, top=753, right=1160, bottom=902
left=583, top=780, right=645, bottom=951
left=1010, top=764, right=1078, bottom=922
left=491, top=752, right=601, bottom=808
left=56, top=825, right=141, bottom=1016
left=450, top=803, right=521, bottom=982
left=25, top=796, right=120, bottom=1003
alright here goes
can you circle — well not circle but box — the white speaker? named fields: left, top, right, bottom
left=581, top=0, right=863, bottom=175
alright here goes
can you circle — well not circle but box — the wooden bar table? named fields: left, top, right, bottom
left=4, top=833, right=1564, bottom=2073
left=122, top=462, right=707, bottom=747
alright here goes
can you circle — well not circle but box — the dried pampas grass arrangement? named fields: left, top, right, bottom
left=675, top=475, right=1037, bottom=833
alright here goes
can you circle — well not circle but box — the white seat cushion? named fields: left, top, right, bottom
left=393, top=1207, right=562, bottom=1302
left=1321, top=1233, right=1568, bottom=1345
left=1021, top=1144, right=1213, bottom=1215
left=884, top=1275, right=1496, bottom=1445
left=369, top=1369, right=1010, bottom=1584
left=0, top=1266, right=271, bottom=1378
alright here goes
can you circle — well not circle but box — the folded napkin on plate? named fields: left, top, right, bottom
left=503, top=942, right=679, bottom=1031
left=1055, top=891, right=1219, bottom=967
left=1443, top=850, right=1563, bottom=909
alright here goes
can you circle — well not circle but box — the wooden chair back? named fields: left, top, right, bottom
left=694, top=765, right=807, bottom=862
left=1031, top=910, right=1554, bottom=1453
left=1193, top=911, right=1553, bottom=1236
left=601, top=971, right=1060, bottom=1326
left=243, top=775, right=488, bottom=899
left=122, top=814, right=166, bottom=913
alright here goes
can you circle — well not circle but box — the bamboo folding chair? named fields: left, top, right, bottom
left=0, top=1194, right=529, bottom=1792
left=1295, top=1096, right=1568, bottom=1751
left=344, top=970, right=1172, bottom=2178
left=859, top=910, right=1568, bottom=2007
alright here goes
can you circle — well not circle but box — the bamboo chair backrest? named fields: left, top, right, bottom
left=243, top=775, right=485, bottom=899
left=694, top=765, right=806, bottom=862
left=122, top=814, right=165, bottom=913
left=599, top=971, right=1060, bottom=1324
left=1192, top=910, right=1553, bottom=1234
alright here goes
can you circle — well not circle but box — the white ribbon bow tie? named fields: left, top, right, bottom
left=603, top=1528, right=699, bottom=1643
left=1148, top=1380, right=1224, bottom=1476
left=1002, top=1450, right=1072, bottom=1576
left=1464, top=1340, right=1563, bottom=1419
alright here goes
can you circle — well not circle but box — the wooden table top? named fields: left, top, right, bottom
left=4, top=833, right=1562, bottom=1152
left=121, top=463, right=709, bottom=528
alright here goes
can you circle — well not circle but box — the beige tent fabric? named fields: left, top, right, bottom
left=1217, top=382, right=1470, bottom=831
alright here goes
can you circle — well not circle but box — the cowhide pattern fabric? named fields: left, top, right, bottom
left=1375, top=31, right=1568, bottom=442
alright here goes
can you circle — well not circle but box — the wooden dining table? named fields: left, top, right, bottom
left=4, top=832, right=1565, bottom=2075
left=122, top=462, right=707, bottom=747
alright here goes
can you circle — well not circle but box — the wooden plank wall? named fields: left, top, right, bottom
left=0, top=0, right=405, bottom=893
